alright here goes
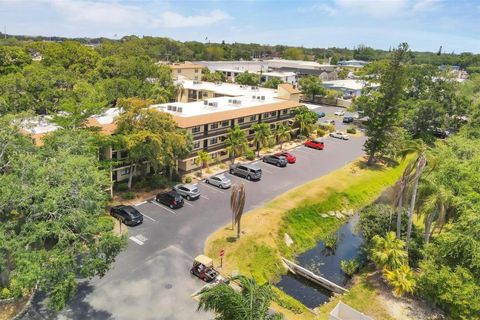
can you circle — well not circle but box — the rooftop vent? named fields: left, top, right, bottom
left=177, top=107, right=183, bottom=113
left=261, top=96, right=266, bottom=100
left=193, top=80, right=203, bottom=85
left=171, top=106, right=177, bottom=112
left=208, top=102, right=218, bottom=107
left=167, top=105, right=173, bottom=110
left=204, top=100, right=208, bottom=105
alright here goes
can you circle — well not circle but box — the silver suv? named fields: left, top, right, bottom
left=173, top=183, right=200, bottom=200
left=229, top=164, right=262, bottom=181
left=263, top=155, right=287, bottom=167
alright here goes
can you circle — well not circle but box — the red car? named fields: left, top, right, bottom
left=275, top=152, right=296, bottom=164
left=305, top=139, right=325, bottom=150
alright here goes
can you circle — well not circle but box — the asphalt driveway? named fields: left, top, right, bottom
left=28, top=106, right=366, bottom=320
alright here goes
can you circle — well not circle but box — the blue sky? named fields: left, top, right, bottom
left=1, top=0, right=479, bottom=53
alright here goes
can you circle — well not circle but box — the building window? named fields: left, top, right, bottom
left=270, top=123, right=276, bottom=129
left=210, top=122, right=219, bottom=129
left=120, top=150, right=128, bottom=159
left=202, top=91, right=208, bottom=97
left=210, top=137, right=218, bottom=145
left=282, top=109, right=289, bottom=115
left=222, top=120, right=230, bottom=127
left=120, top=168, right=130, bottom=175
left=238, top=117, right=244, bottom=124
left=263, top=112, right=270, bottom=118
left=192, top=126, right=201, bottom=133
left=193, top=141, right=200, bottom=149
left=211, top=152, right=217, bottom=159
left=248, top=129, right=254, bottom=135
left=195, top=69, right=199, bottom=73
left=112, top=151, right=118, bottom=160
left=249, top=115, right=257, bottom=122
left=270, top=111, right=277, bottom=117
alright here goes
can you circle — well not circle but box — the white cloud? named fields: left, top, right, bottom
left=50, top=0, right=147, bottom=26
left=299, top=3, right=337, bottom=15
left=412, top=0, right=443, bottom=12
left=154, top=10, right=230, bottom=28
left=334, top=0, right=408, bottom=17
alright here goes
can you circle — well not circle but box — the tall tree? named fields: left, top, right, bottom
left=197, top=150, right=212, bottom=176
left=251, top=123, right=272, bottom=157
left=196, top=276, right=282, bottom=320
left=236, top=72, right=260, bottom=86
left=293, top=106, right=318, bottom=137
left=370, top=232, right=407, bottom=271
left=262, top=77, right=283, bottom=89
left=356, top=43, right=410, bottom=165
left=299, top=76, right=325, bottom=102
left=225, top=125, right=248, bottom=164
left=385, top=265, right=416, bottom=297
left=115, top=98, right=191, bottom=188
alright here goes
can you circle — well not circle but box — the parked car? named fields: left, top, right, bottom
left=173, top=183, right=200, bottom=200
left=263, top=155, right=288, bottom=167
left=229, top=164, right=262, bottom=181
left=334, top=110, right=345, bottom=116
left=156, top=190, right=184, bottom=209
left=342, top=116, right=354, bottom=123
left=205, top=174, right=232, bottom=189
left=110, top=205, right=143, bottom=226
left=275, top=151, right=296, bottom=164
left=320, top=120, right=335, bottom=126
left=304, top=139, right=325, bottom=150
left=316, top=111, right=326, bottom=118
left=330, top=131, right=350, bottom=140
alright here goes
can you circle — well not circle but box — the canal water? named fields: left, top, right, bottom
left=276, top=214, right=364, bottom=309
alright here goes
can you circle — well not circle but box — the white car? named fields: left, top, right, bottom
left=205, top=174, right=232, bottom=189
left=334, top=110, right=345, bottom=116
left=330, top=131, right=350, bottom=140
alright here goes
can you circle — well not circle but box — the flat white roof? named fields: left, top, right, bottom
left=177, top=79, right=277, bottom=98
left=322, top=79, right=368, bottom=90
left=265, top=59, right=333, bottom=68
left=261, top=71, right=296, bottom=77
left=92, top=107, right=121, bottom=125
left=152, top=94, right=282, bottom=118
left=21, top=116, right=60, bottom=134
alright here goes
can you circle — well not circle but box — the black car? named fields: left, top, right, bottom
left=342, top=116, right=354, bottom=123
left=156, top=190, right=184, bottom=209
left=110, top=205, right=143, bottom=226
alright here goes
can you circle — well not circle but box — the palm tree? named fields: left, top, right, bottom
left=251, top=123, right=272, bottom=157
left=384, top=265, right=416, bottom=297
left=197, top=150, right=212, bottom=176
left=293, top=107, right=317, bottom=137
left=417, top=179, right=454, bottom=243
left=371, top=232, right=407, bottom=271
left=225, top=125, right=248, bottom=164
left=231, top=183, right=246, bottom=238
left=196, top=275, right=282, bottom=320
left=275, top=124, right=291, bottom=150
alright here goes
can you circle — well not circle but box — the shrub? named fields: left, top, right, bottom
left=122, top=191, right=135, bottom=200
left=1, top=287, right=11, bottom=299
left=115, top=183, right=129, bottom=192
left=184, top=176, right=192, bottom=183
left=134, top=180, right=147, bottom=189
left=347, top=127, right=357, bottom=134
left=316, top=128, right=327, bottom=137
left=245, top=149, right=255, bottom=160
left=195, top=171, right=202, bottom=178
left=341, top=259, right=360, bottom=277
left=147, top=175, right=169, bottom=189
left=219, top=163, right=227, bottom=169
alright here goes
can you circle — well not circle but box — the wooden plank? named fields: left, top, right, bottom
left=281, top=257, right=348, bottom=294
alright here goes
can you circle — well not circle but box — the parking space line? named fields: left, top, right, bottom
left=150, top=201, right=177, bottom=214
left=134, top=200, right=147, bottom=206
left=142, top=213, right=156, bottom=222
left=184, top=201, right=194, bottom=207
left=201, top=195, right=210, bottom=200
left=202, top=183, right=224, bottom=193
left=129, top=236, right=144, bottom=245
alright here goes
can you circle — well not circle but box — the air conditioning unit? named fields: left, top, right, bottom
left=171, top=106, right=177, bottom=111
left=228, top=99, right=233, bottom=103
left=252, top=95, right=256, bottom=99
left=208, top=102, right=218, bottom=107
left=204, top=100, right=208, bottom=105
left=261, top=96, right=266, bottom=100
left=167, top=105, right=172, bottom=110
left=177, top=107, right=183, bottom=113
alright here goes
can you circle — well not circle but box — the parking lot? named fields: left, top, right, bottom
left=41, top=106, right=367, bottom=320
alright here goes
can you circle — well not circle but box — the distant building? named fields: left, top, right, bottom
left=168, top=62, right=204, bottom=81
left=322, top=79, right=371, bottom=98
left=329, top=301, right=373, bottom=320
left=338, top=60, right=368, bottom=69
